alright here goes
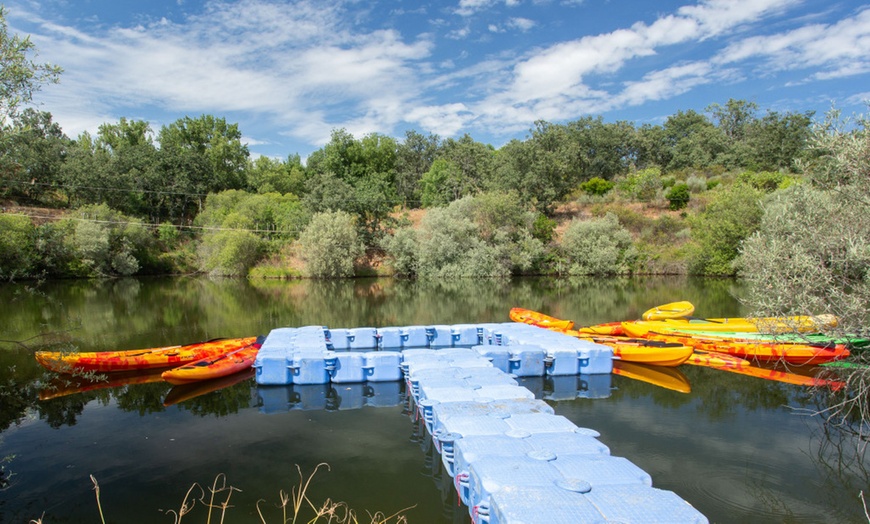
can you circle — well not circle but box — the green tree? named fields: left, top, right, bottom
left=420, top=158, right=462, bottom=207
left=491, top=121, right=579, bottom=214
left=663, top=110, right=727, bottom=171
left=0, top=7, right=63, bottom=202
left=707, top=99, right=758, bottom=142
left=157, top=114, right=250, bottom=196
left=1, top=109, right=67, bottom=202
left=396, top=130, right=440, bottom=207
left=745, top=110, right=814, bottom=172
left=247, top=154, right=306, bottom=195
left=0, top=7, right=62, bottom=123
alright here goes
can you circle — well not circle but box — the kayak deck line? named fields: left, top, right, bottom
left=254, top=323, right=707, bottom=523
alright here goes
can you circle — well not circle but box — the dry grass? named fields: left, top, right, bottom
left=31, top=465, right=412, bottom=524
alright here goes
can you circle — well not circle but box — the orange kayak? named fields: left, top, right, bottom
left=641, top=332, right=850, bottom=365
left=575, top=322, right=626, bottom=336
left=161, top=337, right=263, bottom=385
left=35, top=337, right=259, bottom=374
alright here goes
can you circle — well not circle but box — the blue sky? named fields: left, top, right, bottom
left=6, top=0, right=870, bottom=159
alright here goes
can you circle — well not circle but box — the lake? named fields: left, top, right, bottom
left=0, top=276, right=866, bottom=523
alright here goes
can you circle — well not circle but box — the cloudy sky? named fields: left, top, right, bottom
left=6, top=0, right=870, bottom=159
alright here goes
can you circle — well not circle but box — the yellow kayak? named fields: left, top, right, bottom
left=622, top=314, right=838, bottom=338
left=641, top=301, right=695, bottom=321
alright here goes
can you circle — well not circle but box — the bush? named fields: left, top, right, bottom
left=559, top=213, right=637, bottom=275
left=688, top=183, right=763, bottom=275
left=666, top=183, right=690, bottom=210
left=197, top=229, right=263, bottom=276
left=617, top=167, right=662, bottom=201
left=579, top=177, right=614, bottom=196
left=686, top=174, right=707, bottom=193
left=381, top=227, right=418, bottom=277
left=0, top=214, right=37, bottom=279
left=298, top=211, right=364, bottom=278
left=64, top=204, right=152, bottom=277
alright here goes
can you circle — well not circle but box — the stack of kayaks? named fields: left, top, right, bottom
left=35, top=336, right=263, bottom=394
left=509, top=307, right=695, bottom=367
left=509, top=302, right=853, bottom=391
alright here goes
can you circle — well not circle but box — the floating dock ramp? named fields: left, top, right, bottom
left=254, top=323, right=707, bottom=523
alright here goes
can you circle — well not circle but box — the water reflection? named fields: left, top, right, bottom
left=1, top=276, right=868, bottom=523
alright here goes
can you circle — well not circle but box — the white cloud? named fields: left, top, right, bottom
left=507, top=17, right=536, bottom=32
left=716, top=7, right=870, bottom=81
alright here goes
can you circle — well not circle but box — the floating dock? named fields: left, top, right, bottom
left=254, top=323, right=707, bottom=523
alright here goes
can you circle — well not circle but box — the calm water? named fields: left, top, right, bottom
left=0, top=276, right=866, bottom=523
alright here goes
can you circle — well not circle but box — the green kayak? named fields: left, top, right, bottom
left=655, top=329, right=869, bottom=349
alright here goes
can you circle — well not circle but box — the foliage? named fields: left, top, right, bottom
left=579, top=176, right=614, bottom=196
left=688, top=183, right=763, bottom=276
left=395, top=130, right=440, bottom=207
left=685, top=174, right=707, bottom=193
left=0, top=214, right=36, bottom=279
left=665, top=183, right=690, bottom=210
left=736, top=170, right=796, bottom=192
left=617, top=167, right=662, bottom=202
left=740, top=109, right=870, bottom=334
left=198, top=229, right=263, bottom=277
left=0, top=8, right=62, bottom=123
left=63, top=204, right=154, bottom=277
left=247, top=154, right=305, bottom=196
left=420, top=158, right=461, bottom=207
left=559, top=213, right=637, bottom=275
left=380, top=227, right=418, bottom=277
left=298, top=211, right=364, bottom=278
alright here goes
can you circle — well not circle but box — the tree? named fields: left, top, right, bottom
left=491, top=121, right=579, bottom=214
left=395, top=130, right=440, bottom=208
left=706, top=99, right=758, bottom=142
left=0, top=7, right=62, bottom=123
left=157, top=114, right=250, bottom=194
left=0, top=7, right=63, bottom=202
left=1, top=109, right=67, bottom=202
left=663, top=110, right=727, bottom=171
left=247, top=154, right=305, bottom=196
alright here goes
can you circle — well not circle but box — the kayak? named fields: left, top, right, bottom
left=575, top=322, right=626, bottom=336
left=35, top=337, right=259, bottom=374
left=641, top=301, right=694, bottom=321
left=640, top=331, right=850, bottom=365
left=161, top=336, right=264, bottom=385
left=622, top=314, right=839, bottom=338
left=570, top=333, right=693, bottom=367
left=509, top=307, right=574, bottom=330
left=612, top=361, right=691, bottom=393
left=643, top=328, right=869, bottom=349
left=509, top=308, right=693, bottom=367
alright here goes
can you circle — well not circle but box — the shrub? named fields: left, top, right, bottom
left=579, top=177, right=614, bottom=196
left=688, top=182, right=763, bottom=275
left=532, top=213, right=557, bottom=244
left=666, top=183, right=690, bottom=210
left=381, top=227, right=418, bottom=277
left=198, top=229, right=263, bottom=276
left=298, top=211, right=364, bottom=278
left=0, top=214, right=37, bottom=279
left=559, top=213, right=637, bottom=275
left=616, top=167, right=662, bottom=201
left=64, top=204, right=152, bottom=276
left=686, top=174, right=707, bottom=193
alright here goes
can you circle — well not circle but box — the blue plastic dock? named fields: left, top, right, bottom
left=254, top=323, right=707, bottom=523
